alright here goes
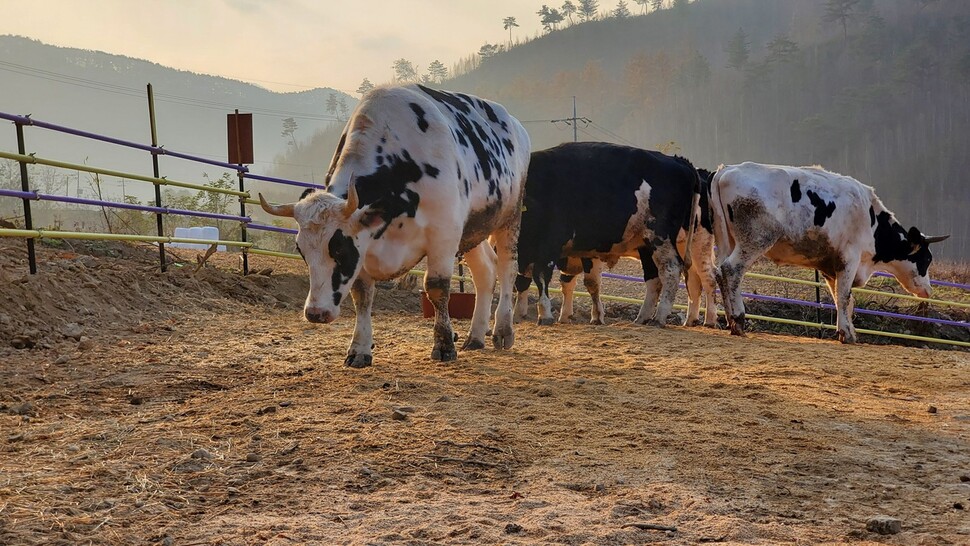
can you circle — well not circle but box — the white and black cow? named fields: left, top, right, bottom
left=712, top=162, right=949, bottom=343
left=514, top=167, right=718, bottom=327
left=513, top=142, right=702, bottom=327
left=259, top=84, right=530, bottom=366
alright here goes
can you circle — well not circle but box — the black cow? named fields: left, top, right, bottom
left=513, top=142, right=702, bottom=327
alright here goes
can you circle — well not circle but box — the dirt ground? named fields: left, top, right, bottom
left=1, top=238, right=969, bottom=545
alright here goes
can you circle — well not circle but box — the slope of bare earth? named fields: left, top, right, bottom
left=1, top=238, right=968, bottom=545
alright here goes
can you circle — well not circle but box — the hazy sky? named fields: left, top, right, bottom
left=0, top=0, right=541, bottom=93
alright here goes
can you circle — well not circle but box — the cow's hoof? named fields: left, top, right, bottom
left=558, top=315, right=573, bottom=324
left=646, top=319, right=666, bottom=328
left=837, top=332, right=856, bottom=344
left=537, top=317, right=555, bottom=326
left=491, top=326, right=514, bottom=350
left=431, top=346, right=458, bottom=362
left=461, top=337, right=486, bottom=351
left=685, top=319, right=704, bottom=327
left=729, top=323, right=746, bottom=337
left=344, top=353, right=373, bottom=368
left=590, top=318, right=605, bottom=325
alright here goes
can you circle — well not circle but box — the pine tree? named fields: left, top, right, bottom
left=356, top=78, right=375, bottom=96
left=725, top=27, right=751, bottom=70
left=823, top=0, right=861, bottom=44
left=578, top=0, right=599, bottom=21
left=503, top=16, right=519, bottom=46
left=392, top=58, right=419, bottom=82
left=614, top=0, right=631, bottom=18
left=426, top=60, right=448, bottom=83
left=562, top=1, right=577, bottom=24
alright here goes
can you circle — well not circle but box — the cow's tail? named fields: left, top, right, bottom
left=710, top=166, right=732, bottom=264
left=682, top=166, right=701, bottom=274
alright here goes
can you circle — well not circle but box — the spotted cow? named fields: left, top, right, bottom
left=711, top=162, right=949, bottom=343
left=512, top=142, right=702, bottom=327
left=259, top=84, right=530, bottom=366
left=513, top=167, right=717, bottom=327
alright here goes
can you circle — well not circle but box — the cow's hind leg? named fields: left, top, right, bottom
left=425, top=253, right=458, bottom=362
left=834, top=263, right=859, bottom=344
left=634, top=246, right=661, bottom=325
left=461, top=241, right=496, bottom=351
left=346, top=274, right=376, bottom=368
left=490, top=221, right=520, bottom=350
left=583, top=259, right=606, bottom=325
left=718, top=243, right=767, bottom=336
left=558, top=272, right=578, bottom=323
left=685, top=267, right=703, bottom=327
left=649, top=241, right=683, bottom=327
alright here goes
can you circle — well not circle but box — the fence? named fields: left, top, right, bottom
left=1, top=109, right=968, bottom=349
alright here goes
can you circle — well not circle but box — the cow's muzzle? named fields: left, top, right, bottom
left=305, top=307, right=337, bottom=324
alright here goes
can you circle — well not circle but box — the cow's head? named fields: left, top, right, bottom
left=259, top=184, right=381, bottom=323
left=878, top=223, right=949, bottom=298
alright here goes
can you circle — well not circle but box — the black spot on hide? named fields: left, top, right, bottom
left=328, top=228, right=359, bottom=302
left=423, top=163, right=440, bottom=178
left=353, top=150, right=423, bottom=238
left=790, top=179, right=801, bottom=203
left=805, top=190, right=836, bottom=227
left=409, top=103, right=429, bottom=132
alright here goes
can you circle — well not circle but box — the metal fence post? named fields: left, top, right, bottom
left=238, top=166, right=249, bottom=276
left=147, top=84, right=166, bottom=272
left=815, top=269, right=822, bottom=338
left=15, top=121, right=37, bottom=274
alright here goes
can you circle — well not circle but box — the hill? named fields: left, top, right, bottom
left=0, top=35, right=353, bottom=203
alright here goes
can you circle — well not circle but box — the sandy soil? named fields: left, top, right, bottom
left=1, top=239, right=969, bottom=545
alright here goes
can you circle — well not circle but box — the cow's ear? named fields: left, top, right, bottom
left=906, top=226, right=923, bottom=244
left=359, top=207, right=384, bottom=229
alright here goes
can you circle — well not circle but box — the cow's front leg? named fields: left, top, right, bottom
left=513, top=274, right=531, bottom=323
left=461, top=241, right=496, bottom=351
left=346, top=275, right=376, bottom=368
left=634, top=247, right=661, bottom=325
left=558, top=272, right=578, bottom=323
left=533, top=263, right=555, bottom=326
left=425, top=256, right=457, bottom=362
left=833, top=266, right=859, bottom=344
left=649, top=242, right=682, bottom=327
left=583, top=259, right=606, bottom=325
left=491, top=220, right=520, bottom=349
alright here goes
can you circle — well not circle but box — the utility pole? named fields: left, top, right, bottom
left=551, top=96, right=591, bottom=142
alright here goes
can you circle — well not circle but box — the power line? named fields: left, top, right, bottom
left=0, top=60, right=345, bottom=123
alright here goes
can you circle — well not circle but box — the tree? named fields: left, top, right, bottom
left=503, top=16, right=519, bottom=46
left=562, top=1, right=577, bottom=24
left=392, top=58, right=419, bottom=82
left=478, top=43, right=500, bottom=60
left=633, top=0, right=649, bottom=14
left=538, top=5, right=565, bottom=32
left=823, top=0, right=861, bottom=44
left=425, top=59, right=448, bottom=83
left=650, top=0, right=664, bottom=11
left=325, top=93, right=339, bottom=116
left=766, top=34, right=800, bottom=65
left=578, top=0, right=599, bottom=21
left=671, top=0, right=689, bottom=12
left=356, top=77, right=375, bottom=96
left=281, top=117, right=299, bottom=150
left=613, top=0, right=631, bottom=18
left=725, top=27, right=751, bottom=70
left=338, top=97, right=349, bottom=120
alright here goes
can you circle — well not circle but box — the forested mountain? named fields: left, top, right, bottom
left=272, top=0, right=970, bottom=260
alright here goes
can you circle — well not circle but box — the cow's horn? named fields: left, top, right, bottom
left=344, top=176, right=359, bottom=218
left=258, top=193, right=294, bottom=217
left=925, top=234, right=950, bottom=244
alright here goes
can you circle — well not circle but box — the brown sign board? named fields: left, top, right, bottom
left=227, top=112, right=254, bottom=165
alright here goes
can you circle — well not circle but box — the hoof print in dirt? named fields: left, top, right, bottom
left=345, top=353, right=373, bottom=368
